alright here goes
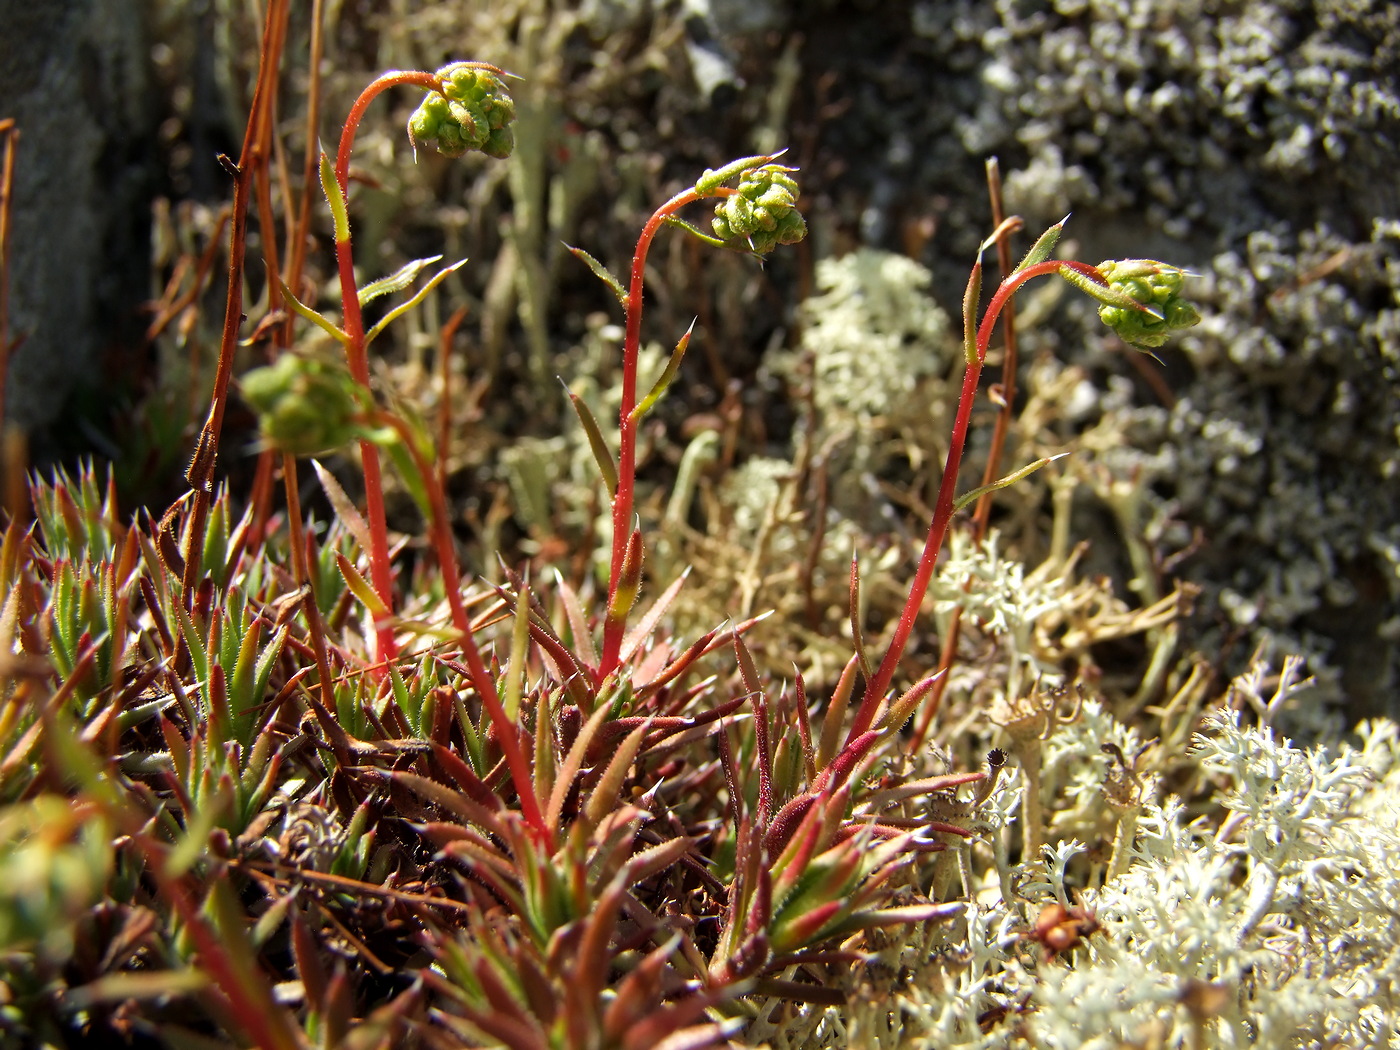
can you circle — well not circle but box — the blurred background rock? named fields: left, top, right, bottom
left=0, top=0, right=155, bottom=452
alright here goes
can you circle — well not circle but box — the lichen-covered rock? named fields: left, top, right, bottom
left=850, top=0, right=1400, bottom=721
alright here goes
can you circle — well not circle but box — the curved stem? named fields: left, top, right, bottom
left=597, top=187, right=703, bottom=678
left=332, top=70, right=442, bottom=667
left=853, top=259, right=1092, bottom=732
left=370, top=412, right=549, bottom=845
left=914, top=171, right=1019, bottom=748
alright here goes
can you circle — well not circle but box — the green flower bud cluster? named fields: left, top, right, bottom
left=407, top=63, right=515, bottom=160
left=711, top=164, right=807, bottom=254
left=241, top=354, right=365, bottom=457
left=1095, top=260, right=1201, bottom=349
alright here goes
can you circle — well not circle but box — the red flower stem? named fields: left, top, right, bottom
left=911, top=178, right=1019, bottom=750
left=333, top=69, right=442, bottom=667
left=597, top=187, right=704, bottom=678
left=851, top=259, right=1097, bottom=734
left=371, top=411, right=550, bottom=844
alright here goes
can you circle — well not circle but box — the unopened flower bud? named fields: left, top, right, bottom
left=407, top=63, right=516, bottom=160
left=712, top=164, right=807, bottom=255
left=1094, top=260, right=1201, bottom=349
left=240, top=354, right=364, bottom=456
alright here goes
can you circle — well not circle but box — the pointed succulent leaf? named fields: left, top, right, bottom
left=694, top=152, right=784, bottom=195
left=962, top=260, right=983, bottom=365
left=663, top=213, right=728, bottom=248
left=566, top=244, right=628, bottom=308
left=606, top=530, right=645, bottom=627
left=564, top=384, right=618, bottom=496
left=848, top=552, right=871, bottom=678
left=631, top=321, right=695, bottom=424
left=276, top=278, right=348, bottom=343
left=1011, top=216, right=1068, bottom=275
left=311, top=460, right=374, bottom=555
left=358, top=255, right=445, bottom=307
left=618, top=566, right=690, bottom=666
left=365, top=259, right=467, bottom=346
left=320, top=151, right=350, bottom=244
left=816, top=902, right=964, bottom=942
left=953, top=453, right=1070, bottom=513
left=815, top=654, right=860, bottom=772
left=583, top=718, right=651, bottom=829
left=336, top=552, right=389, bottom=620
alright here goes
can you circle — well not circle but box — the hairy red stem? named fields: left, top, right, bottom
left=333, top=70, right=442, bottom=666
left=371, top=412, right=549, bottom=844
left=854, top=258, right=1096, bottom=727
left=913, top=170, right=1019, bottom=748
left=597, top=187, right=702, bottom=677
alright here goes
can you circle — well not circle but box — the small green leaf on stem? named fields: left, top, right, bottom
left=953, top=453, right=1070, bottom=513
left=663, top=214, right=728, bottom=248
left=1011, top=216, right=1068, bottom=275
left=320, top=150, right=350, bottom=245
left=849, top=551, right=871, bottom=679
left=816, top=654, right=860, bottom=773
left=312, top=459, right=374, bottom=556
left=358, top=255, right=445, bottom=307
left=563, top=382, right=618, bottom=496
left=277, top=279, right=349, bottom=344
left=583, top=718, right=650, bottom=829
left=978, top=216, right=1023, bottom=258
left=502, top=581, right=532, bottom=723
left=565, top=244, right=628, bottom=308
left=879, top=673, right=944, bottom=736
left=606, top=529, right=644, bottom=627
left=631, top=320, right=695, bottom=424
left=365, top=259, right=466, bottom=346
left=337, top=552, right=390, bottom=620
left=963, top=260, right=983, bottom=366
left=375, top=425, right=434, bottom=521
left=695, top=152, right=784, bottom=195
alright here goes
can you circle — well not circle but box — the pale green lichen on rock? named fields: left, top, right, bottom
left=805, top=659, right=1400, bottom=1049
left=797, top=248, right=950, bottom=420
left=898, top=0, right=1400, bottom=718
left=407, top=62, right=516, bottom=159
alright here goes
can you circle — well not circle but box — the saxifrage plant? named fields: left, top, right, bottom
left=0, top=8, right=1208, bottom=1046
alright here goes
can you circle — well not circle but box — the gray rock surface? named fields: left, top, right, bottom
left=0, top=0, right=153, bottom=438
